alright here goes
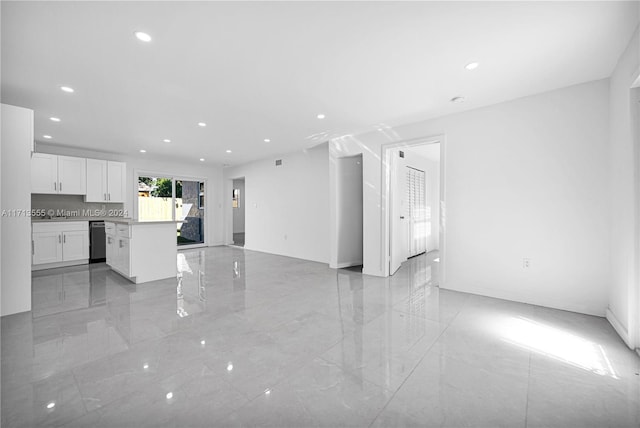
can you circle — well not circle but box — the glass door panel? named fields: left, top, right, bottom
left=174, top=179, right=204, bottom=246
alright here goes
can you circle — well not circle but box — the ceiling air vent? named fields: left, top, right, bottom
left=275, top=159, right=282, bottom=166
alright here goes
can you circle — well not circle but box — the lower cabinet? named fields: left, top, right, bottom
left=32, top=221, right=89, bottom=267
left=106, top=223, right=131, bottom=278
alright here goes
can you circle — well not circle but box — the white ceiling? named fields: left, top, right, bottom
left=2, top=1, right=638, bottom=166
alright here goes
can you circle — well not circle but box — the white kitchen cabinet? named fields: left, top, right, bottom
left=107, top=161, right=126, bottom=202
left=31, top=153, right=58, bottom=194
left=58, top=156, right=86, bottom=194
left=85, top=159, right=126, bottom=203
left=31, top=153, right=86, bottom=195
left=32, top=231, right=62, bottom=264
left=105, top=221, right=176, bottom=283
left=61, top=230, right=89, bottom=261
left=32, top=221, right=89, bottom=268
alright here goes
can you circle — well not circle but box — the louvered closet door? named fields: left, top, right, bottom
left=406, top=167, right=427, bottom=257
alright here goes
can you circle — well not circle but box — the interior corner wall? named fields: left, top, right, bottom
left=608, top=24, right=640, bottom=346
left=223, top=143, right=330, bottom=264
left=1, top=104, right=33, bottom=316
left=335, top=155, right=363, bottom=268
left=332, top=78, right=611, bottom=315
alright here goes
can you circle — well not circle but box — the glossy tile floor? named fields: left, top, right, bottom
left=2, top=247, right=640, bottom=427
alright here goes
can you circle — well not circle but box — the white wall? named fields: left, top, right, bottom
left=224, top=144, right=330, bottom=263
left=34, top=143, right=225, bottom=246
left=331, top=79, right=610, bottom=316
left=335, top=155, right=363, bottom=268
left=1, top=104, right=33, bottom=316
left=607, top=24, right=640, bottom=347
left=232, top=178, right=245, bottom=234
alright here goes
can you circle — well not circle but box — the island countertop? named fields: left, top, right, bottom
left=105, top=219, right=179, bottom=225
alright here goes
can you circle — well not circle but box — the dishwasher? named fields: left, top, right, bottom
left=89, top=221, right=106, bottom=263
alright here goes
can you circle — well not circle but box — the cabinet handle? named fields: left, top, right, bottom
left=108, top=193, right=111, bottom=201
left=54, top=182, right=57, bottom=191
left=32, top=240, right=34, bottom=255
left=58, top=234, right=61, bottom=244
left=63, top=235, right=66, bottom=244
left=104, top=193, right=107, bottom=201
left=60, top=182, right=62, bottom=192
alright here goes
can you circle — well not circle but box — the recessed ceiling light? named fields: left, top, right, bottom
left=60, top=86, right=74, bottom=93
left=198, top=122, right=207, bottom=127
left=43, top=135, right=52, bottom=139
left=225, top=150, right=232, bottom=153
left=450, top=96, right=465, bottom=103
left=46, top=402, right=56, bottom=410
left=227, top=363, right=234, bottom=371
left=264, top=138, right=271, bottom=143
left=49, top=117, right=61, bottom=122
left=316, top=114, right=326, bottom=119
left=139, top=149, right=147, bottom=153
left=199, top=158, right=205, bottom=162
left=465, top=62, right=479, bottom=70
left=134, top=31, right=152, bottom=42
left=165, top=392, right=173, bottom=400
left=163, top=139, right=171, bottom=143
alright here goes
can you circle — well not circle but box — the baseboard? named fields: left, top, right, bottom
left=32, top=259, right=88, bottom=271
left=606, top=308, right=632, bottom=349
left=441, top=283, right=605, bottom=317
left=335, top=261, right=363, bottom=269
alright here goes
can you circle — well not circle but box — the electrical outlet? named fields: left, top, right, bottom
left=522, top=258, right=531, bottom=269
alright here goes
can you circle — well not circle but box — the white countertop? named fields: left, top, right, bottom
left=105, top=219, right=179, bottom=225
left=32, top=217, right=129, bottom=223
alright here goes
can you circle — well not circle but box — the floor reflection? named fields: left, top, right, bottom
left=2, top=248, right=638, bottom=428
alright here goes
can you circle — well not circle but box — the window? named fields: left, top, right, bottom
left=199, top=182, right=205, bottom=208
left=232, top=188, right=240, bottom=208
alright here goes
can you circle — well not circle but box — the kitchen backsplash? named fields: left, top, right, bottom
left=31, top=194, right=128, bottom=219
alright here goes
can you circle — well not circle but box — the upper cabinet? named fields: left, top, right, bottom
left=31, top=154, right=86, bottom=195
left=85, top=159, right=126, bottom=203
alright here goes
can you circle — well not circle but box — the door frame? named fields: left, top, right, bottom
left=380, top=134, right=446, bottom=282
left=133, top=169, right=208, bottom=249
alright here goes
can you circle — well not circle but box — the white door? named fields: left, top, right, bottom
left=58, top=156, right=86, bottom=195
left=86, top=159, right=107, bottom=202
left=62, top=230, right=89, bottom=261
left=107, top=161, right=126, bottom=202
left=33, top=231, right=63, bottom=264
left=390, top=150, right=408, bottom=274
left=31, top=153, right=58, bottom=194
left=407, top=167, right=427, bottom=258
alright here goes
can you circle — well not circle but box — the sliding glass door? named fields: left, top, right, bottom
left=174, top=179, right=205, bottom=246
left=137, top=175, right=205, bottom=247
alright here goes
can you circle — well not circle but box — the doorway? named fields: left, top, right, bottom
left=335, top=155, right=364, bottom=269
left=384, top=137, right=444, bottom=282
left=232, top=178, right=245, bottom=247
left=137, top=174, right=206, bottom=248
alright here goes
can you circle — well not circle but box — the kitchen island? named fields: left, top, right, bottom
left=105, top=219, right=177, bottom=284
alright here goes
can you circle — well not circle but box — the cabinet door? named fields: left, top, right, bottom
left=31, top=153, right=58, bottom=194
left=62, top=230, right=89, bottom=261
left=116, top=237, right=130, bottom=276
left=106, top=234, right=115, bottom=265
left=107, top=161, right=126, bottom=203
left=58, top=156, right=86, bottom=195
left=33, top=231, right=63, bottom=264
left=86, top=159, right=107, bottom=202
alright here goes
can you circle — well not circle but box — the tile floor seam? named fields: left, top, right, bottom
left=367, top=317, right=456, bottom=427
left=524, top=350, right=532, bottom=428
